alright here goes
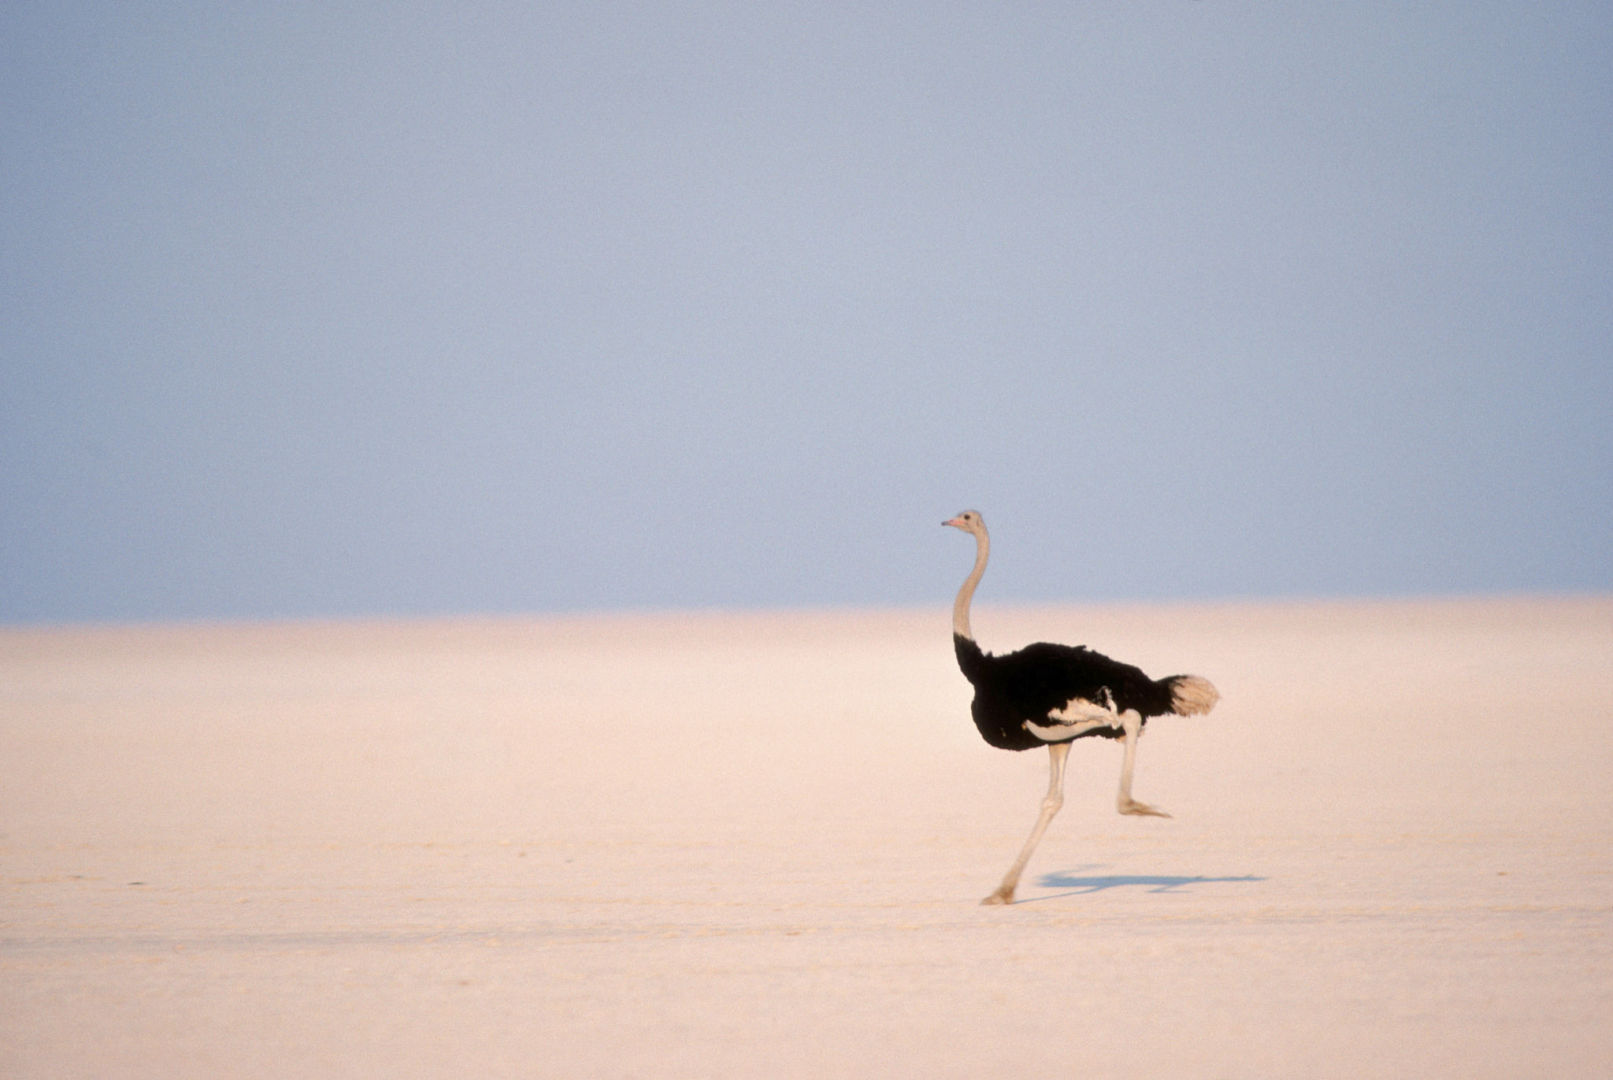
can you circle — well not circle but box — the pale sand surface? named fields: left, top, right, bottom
left=3, top=597, right=1611, bottom=1078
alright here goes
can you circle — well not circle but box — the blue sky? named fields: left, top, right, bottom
left=3, top=3, right=1610, bottom=623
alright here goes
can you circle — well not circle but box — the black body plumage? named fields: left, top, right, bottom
left=954, top=632, right=1179, bottom=752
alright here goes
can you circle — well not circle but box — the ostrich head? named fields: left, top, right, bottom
left=943, top=509, right=986, bottom=535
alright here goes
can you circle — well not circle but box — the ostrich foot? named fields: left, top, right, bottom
left=1118, top=798, right=1171, bottom=818
left=980, top=887, right=1015, bottom=905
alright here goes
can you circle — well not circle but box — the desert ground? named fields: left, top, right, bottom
left=3, top=597, right=1610, bottom=1078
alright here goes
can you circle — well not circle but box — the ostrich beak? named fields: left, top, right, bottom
left=943, top=517, right=963, bottom=528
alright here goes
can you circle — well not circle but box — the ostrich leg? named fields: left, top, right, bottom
left=982, top=741, right=1071, bottom=905
left=1116, top=711, right=1170, bottom=818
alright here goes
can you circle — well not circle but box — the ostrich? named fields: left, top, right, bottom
left=944, top=510, right=1218, bottom=905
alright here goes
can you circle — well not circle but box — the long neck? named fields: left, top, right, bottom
left=952, top=527, right=989, bottom=640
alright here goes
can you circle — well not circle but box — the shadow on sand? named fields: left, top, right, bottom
left=1023, top=866, right=1266, bottom=902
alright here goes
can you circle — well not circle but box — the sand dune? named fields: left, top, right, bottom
left=3, top=597, right=1610, bottom=1078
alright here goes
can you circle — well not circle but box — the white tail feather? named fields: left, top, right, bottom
left=1168, top=675, right=1219, bottom=716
